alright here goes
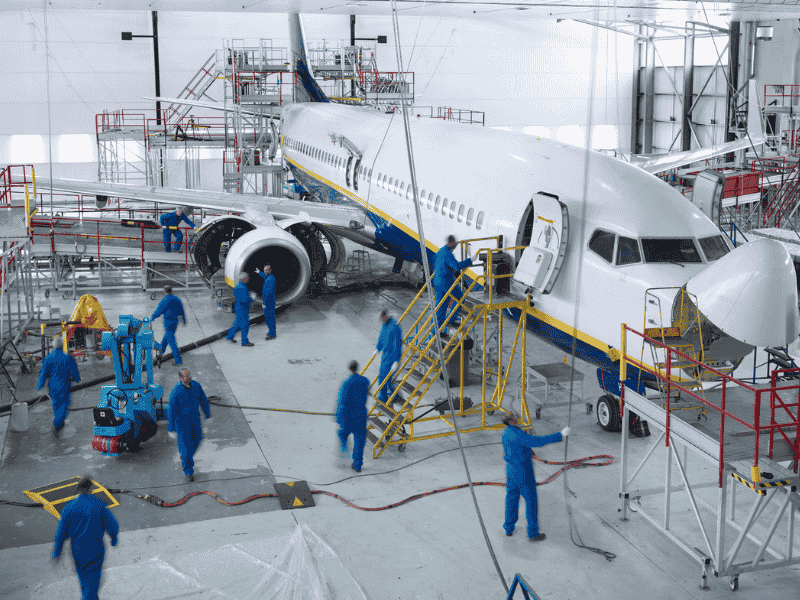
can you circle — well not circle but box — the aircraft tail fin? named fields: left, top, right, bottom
left=289, top=13, right=329, bottom=103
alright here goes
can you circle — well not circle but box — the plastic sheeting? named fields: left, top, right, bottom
left=33, top=524, right=369, bottom=599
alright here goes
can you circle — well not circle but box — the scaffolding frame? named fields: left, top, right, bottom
left=618, top=324, right=800, bottom=591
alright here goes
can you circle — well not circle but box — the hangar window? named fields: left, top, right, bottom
left=466, top=207, right=474, bottom=226
left=434, top=195, right=442, bottom=212
left=641, top=238, right=702, bottom=263
left=476, top=211, right=485, bottom=230
left=616, top=236, right=641, bottom=265
left=589, top=229, right=616, bottom=263
left=457, top=204, right=465, bottom=222
left=449, top=201, right=456, bottom=219
left=442, top=198, right=449, bottom=216
left=699, top=235, right=730, bottom=262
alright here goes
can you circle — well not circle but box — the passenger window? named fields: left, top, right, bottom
left=616, top=236, right=641, bottom=265
left=388, top=178, right=394, bottom=191
left=434, top=195, right=441, bottom=212
left=589, top=230, right=616, bottom=263
left=382, top=174, right=387, bottom=188
left=407, top=187, right=413, bottom=200
left=368, top=168, right=373, bottom=179
left=476, top=211, right=484, bottom=230
left=449, top=201, right=456, bottom=219
left=400, top=182, right=405, bottom=196
left=457, top=204, right=465, bottom=222
left=442, top=198, right=449, bottom=216
left=427, top=193, right=433, bottom=209
left=466, top=207, right=474, bottom=226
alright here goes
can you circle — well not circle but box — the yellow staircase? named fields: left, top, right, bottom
left=360, top=239, right=533, bottom=458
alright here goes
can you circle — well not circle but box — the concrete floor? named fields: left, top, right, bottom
left=1, top=250, right=799, bottom=599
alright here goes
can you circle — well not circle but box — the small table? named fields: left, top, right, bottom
left=519, top=362, right=585, bottom=419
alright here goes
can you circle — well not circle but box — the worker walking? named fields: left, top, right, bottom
left=336, top=360, right=370, bottom=472
left=37, top=336, right=81, bottom=437
left=226, top=272, right=255, bottom=347
left=256, top=264, right=277, bottom=340
left=432, top=235, right=478, bottom=333
left=501, top=411, right=569, bottom=541
left=167, top=368, right=212, bottom=482
left=53, top=476, right=119, bottom=600
left=151, top=285, right=186, bottom=365
left=371, top=309, right=402, bottom=405
left=160, top=207, right=194, bottom=253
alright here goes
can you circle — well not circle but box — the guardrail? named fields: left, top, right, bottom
left=620, top=324, right=800, bottom=485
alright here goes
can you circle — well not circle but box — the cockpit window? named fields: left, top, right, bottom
left=616, top=236, right=641, bottom=265
left=589, top=229, right=615, bottom=263
left=641, top=238, right=702, bottom=263
left=699, top=235, right=730, bottom=261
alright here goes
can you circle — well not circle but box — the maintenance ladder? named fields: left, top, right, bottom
left=360, top=239, right=534, bottom=459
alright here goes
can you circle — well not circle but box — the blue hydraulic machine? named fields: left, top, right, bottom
left=91, top=315, right=165, bottom=456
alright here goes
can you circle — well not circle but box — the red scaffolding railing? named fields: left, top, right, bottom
left=764, top=84, right=800, bottom=108
left=621, top=324, right=800, bottom=486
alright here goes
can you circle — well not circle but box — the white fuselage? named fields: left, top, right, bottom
left=280, top=103, right=737, bottom=366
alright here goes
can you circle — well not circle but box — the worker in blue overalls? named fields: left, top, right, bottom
left=226, top=272, right=255, bottom=347
left=371, top=309, right=402, bottom=406
left=432, top=235, right=478, bottom=333
left=151, top=284, right=186, bottom=365
left=502, top=410, right=570, bottom=541
left=53, top=476, right=119, bottom=600
left=37, top=335, right=81, bottom=437
left=160, top=207, right=194, bottom=253
left=256, top=263, right=277, bottom=340
left=167, top=368, right=211, bottom=482
left=336, top=360, right=370, bottom=472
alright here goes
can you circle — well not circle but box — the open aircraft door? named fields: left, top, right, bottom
left=513, top=193, right=569, bottom=294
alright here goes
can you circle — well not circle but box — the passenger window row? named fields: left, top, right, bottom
left=285, top=135, right=486, bottom=230
left=370, top=172, right=485, bottom=230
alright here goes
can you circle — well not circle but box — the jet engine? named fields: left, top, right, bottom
left=223, top=226, right=312, bottom=306
left=192, top=215, right=344, bottom=305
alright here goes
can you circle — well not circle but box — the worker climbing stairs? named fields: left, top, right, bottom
left=361, top=238, right=535, bottom=458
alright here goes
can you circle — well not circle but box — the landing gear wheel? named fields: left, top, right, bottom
left=729, top=576, right=738, bottom=591
left=150, top=292, right=157, bottom=300
left=45, top=289, right=50, bottom=298
left=596, top=394, right=622, bottom=432
left=398, top=443, right=407, bottom=452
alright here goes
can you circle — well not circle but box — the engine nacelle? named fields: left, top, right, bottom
left=224, top=226, right=312, bottom=307
left=96, top=195, right=109, bottom=209
left=192, top=216, right=257, bottom=283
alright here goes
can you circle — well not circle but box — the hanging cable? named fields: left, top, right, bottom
left=42, top=1, right=54, bottom=218
left=388, top=2, right=508, bottom=593
left=562, top=4, right=617, bottom=563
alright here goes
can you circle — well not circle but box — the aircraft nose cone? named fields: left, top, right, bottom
left=687, top=238, right=799, bottom=347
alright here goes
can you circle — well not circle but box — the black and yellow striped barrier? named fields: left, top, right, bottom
left=731, top=472, right=796, bottom=495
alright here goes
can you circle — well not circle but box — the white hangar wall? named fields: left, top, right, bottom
left=0, top=9, right=633, bottom=185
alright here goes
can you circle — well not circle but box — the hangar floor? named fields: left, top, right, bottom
left=1, top=249, right=798, bottom=599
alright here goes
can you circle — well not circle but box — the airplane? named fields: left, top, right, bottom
left=14, top=14, right=799, bottom=436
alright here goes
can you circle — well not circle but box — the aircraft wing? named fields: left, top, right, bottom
left=631, top=79, right=764, bottom=175
left=16, top=176, right=360, bottom=227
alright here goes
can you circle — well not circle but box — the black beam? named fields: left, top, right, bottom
left=152, top=11, right=162, bottom=127
left=350, top=14, right=356, bottom=97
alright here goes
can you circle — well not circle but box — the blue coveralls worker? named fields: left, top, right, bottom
left=336, top=360, right=370, bottom=472
left=160, top=208, right=194, bottom=252
left=37, top=337, right=81, bottom=434
left=151, top=286, right=186, bottom=365
left=167, top=369, right=211, bottom=482
left=257, top=264, right=277, bottom=339
left=432, top=236, right=475, bottom=332
left=226, top=273, right=255, bottom=347
left=372, top=310, right=402, bottom=405
left=53, top=477, right=119, bottom=600
left=502, top=411, right=570, bottom=541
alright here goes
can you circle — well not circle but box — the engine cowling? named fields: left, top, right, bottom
left=224, top=226, right=312, bottom=306
left=192, top=216, right=256, bottom=283
left=96, top=195, right=109, bottom=209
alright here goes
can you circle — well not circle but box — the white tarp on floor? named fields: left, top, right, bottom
left=32, top=524, right=369, bottom=599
